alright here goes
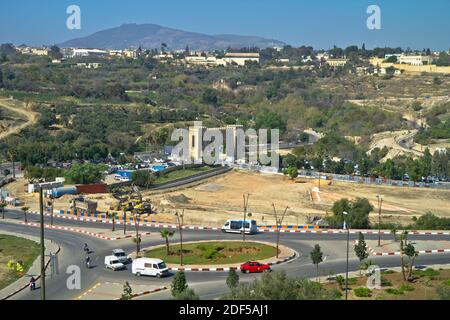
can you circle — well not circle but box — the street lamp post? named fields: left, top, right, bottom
left=343, top=211, right=349, bottom=301
left=377, top=195, right=383, bottom=247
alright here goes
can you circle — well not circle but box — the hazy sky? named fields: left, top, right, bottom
left=1, top=0, right=449, bottom=50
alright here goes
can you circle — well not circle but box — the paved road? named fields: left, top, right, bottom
left=1, top=209, right=449, bottom=300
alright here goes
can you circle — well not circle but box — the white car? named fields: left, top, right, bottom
left=132, top=258, right=169, bottom=278
left=105, top=256, right=126, bottom=271
left=112, top=249, right=131, bottom=264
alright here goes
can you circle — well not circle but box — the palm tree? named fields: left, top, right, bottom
left=0, top=202, right=6, bottom=219
left=160, top=229, right=175, bottom=255
left=7, top=148, right=17, bottom=179
left=109, top=212, right=118, bottom=232
left=21, top=206, right=29, bottom=223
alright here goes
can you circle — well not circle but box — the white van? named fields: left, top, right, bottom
left=132, top=258, right=169, bottom=278
left=105, top=255, right=126, bottom=271
left=221, top=219, right=258, bottom=235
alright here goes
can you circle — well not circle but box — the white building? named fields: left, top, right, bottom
left=72, top=49, right=109, bottom=58
left=399, top=55, right=433, bottom=66
left=223, top=53, right=260, bottom=66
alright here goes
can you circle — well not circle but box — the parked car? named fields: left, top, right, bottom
left=104, top=256, right=126, bottom=271
left=240, top=261, right=271, bottom=274
left=131, top=258, right=169, bottom=278
left=112, top=249, right=131, bottom=264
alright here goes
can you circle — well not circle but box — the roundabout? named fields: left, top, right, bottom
left=136, top=240, right=297, bottom=270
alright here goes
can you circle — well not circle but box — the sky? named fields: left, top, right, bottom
left=0, top=0, right=449, bottom=50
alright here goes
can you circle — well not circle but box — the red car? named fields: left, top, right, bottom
left=240, top=261, right=271, bottom=274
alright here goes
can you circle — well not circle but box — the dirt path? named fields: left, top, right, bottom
left=0, top=98, right=39, bottom=140
left=368, top=129, right=423, bottom=161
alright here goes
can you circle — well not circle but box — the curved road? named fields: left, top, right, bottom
left=1, top=209, right=449, bottom=300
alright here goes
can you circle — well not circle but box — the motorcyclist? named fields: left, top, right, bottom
left=83, top=243, right=89, bottom=253
left=85, top=255, right=91, bottom=269
left=29, top=276, right=36, bottom=291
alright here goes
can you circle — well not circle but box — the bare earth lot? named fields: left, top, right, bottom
left=7, top=170, right=450, bottom=228
left=147, top=170, right=450, bottom=227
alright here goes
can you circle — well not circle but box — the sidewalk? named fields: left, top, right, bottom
left=365, top=239, right=450, bottom=256
left=0, top=230, right=60, bottom=300
left=1, top=217, right=156, bottom=241
left=76, top=281, right=167, bottom=300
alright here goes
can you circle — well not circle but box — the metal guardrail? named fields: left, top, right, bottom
left=298, top=170, right=450, bottom=190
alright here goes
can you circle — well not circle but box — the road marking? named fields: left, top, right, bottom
left=75, top=282, right=101, bottom=300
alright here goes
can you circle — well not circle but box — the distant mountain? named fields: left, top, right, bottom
left=59, top=23, right=286, bottom=50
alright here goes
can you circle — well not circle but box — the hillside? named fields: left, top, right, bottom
left=59, top=23, right=286, bottom=50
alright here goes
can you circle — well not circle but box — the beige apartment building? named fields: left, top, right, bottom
left=399, top=55, right=433, bottom=66
left=326, top=58, right=348, bottom=67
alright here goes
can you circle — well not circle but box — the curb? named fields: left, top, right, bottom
left=259, top=228, right=450, bottom=236
left=1, top=238, right=61, bottom=300
left=20, top=222, right=151, bottom=241
left=113, top=286, right=168, bottom=300
left=354, top=240, right=450, bottom=256
left=28, top=211, right=450, bottom=236
left=167, top=251, right=297, bottom=272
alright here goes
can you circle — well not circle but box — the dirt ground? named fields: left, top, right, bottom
left=145, top=170, right=450, bottom=227
left=324, top=268, right=450, bottom=300
left=6, top=170, right=450, bottom=228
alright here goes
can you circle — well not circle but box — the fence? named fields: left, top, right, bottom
left=298, top=170, right=450, bottom=190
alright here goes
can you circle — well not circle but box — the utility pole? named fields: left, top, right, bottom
left=242, top=193, right=250, bottom=242
left=377, top=195, right=383, bottom=247
left=50, top=195, right=54, bottom=226
left=39, top=187, right=46, bottom=300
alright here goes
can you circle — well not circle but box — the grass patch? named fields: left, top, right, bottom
left=413, top=268, right=440, bottom=278
left=385, top=284, right=415, bottom=295
left=154, top=166, right=215, bottom=184
left=0, top=235, right=40, bottom=290
left=354, top=287, right=372, bottom=297
left=144, top=241, right=278, bottom=265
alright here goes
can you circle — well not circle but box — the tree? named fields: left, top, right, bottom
left=108, top=212, right=118, bottom=232
left=328, top=198, right=373, bottom=229
left=175, top=288, right=199, bottom=300
left=171, top=271, right=188, bottom=298
left=0, top=202, right=6, bottom=219
left=354, top=232, right=369, bottom=275
left=0, top=68, right=3, bottom=88
left=403, top=242, right=418, bottom=281
left=160, top=229, right=175, bottom=255
left=283, top=166, right=298, bottom=180
left=120, top=281, right=133, bottom=300
left=64, top=163, right=106, bottom=184
left=132, top=170, right=155, bottom=189
left=310, top=244, right=324, bottom=281
left=21, top=206, right=29, bottom=223
left=226, top=268, right=240, bottom=290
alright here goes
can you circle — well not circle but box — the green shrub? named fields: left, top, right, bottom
left=354, top=287, right=372, bottom=297
left=385, top=288, right=404, bottom=295
left=436, top=285, right=450, bottom=300
left=442, top=279, right=450, bottom=287
left=413, top=268, right=440, bottom=277
left=399, top=284, right=415, bottom=292
left=381, top=276, right=392, bottom=287
left=381, top=270, right=395, bottom=275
